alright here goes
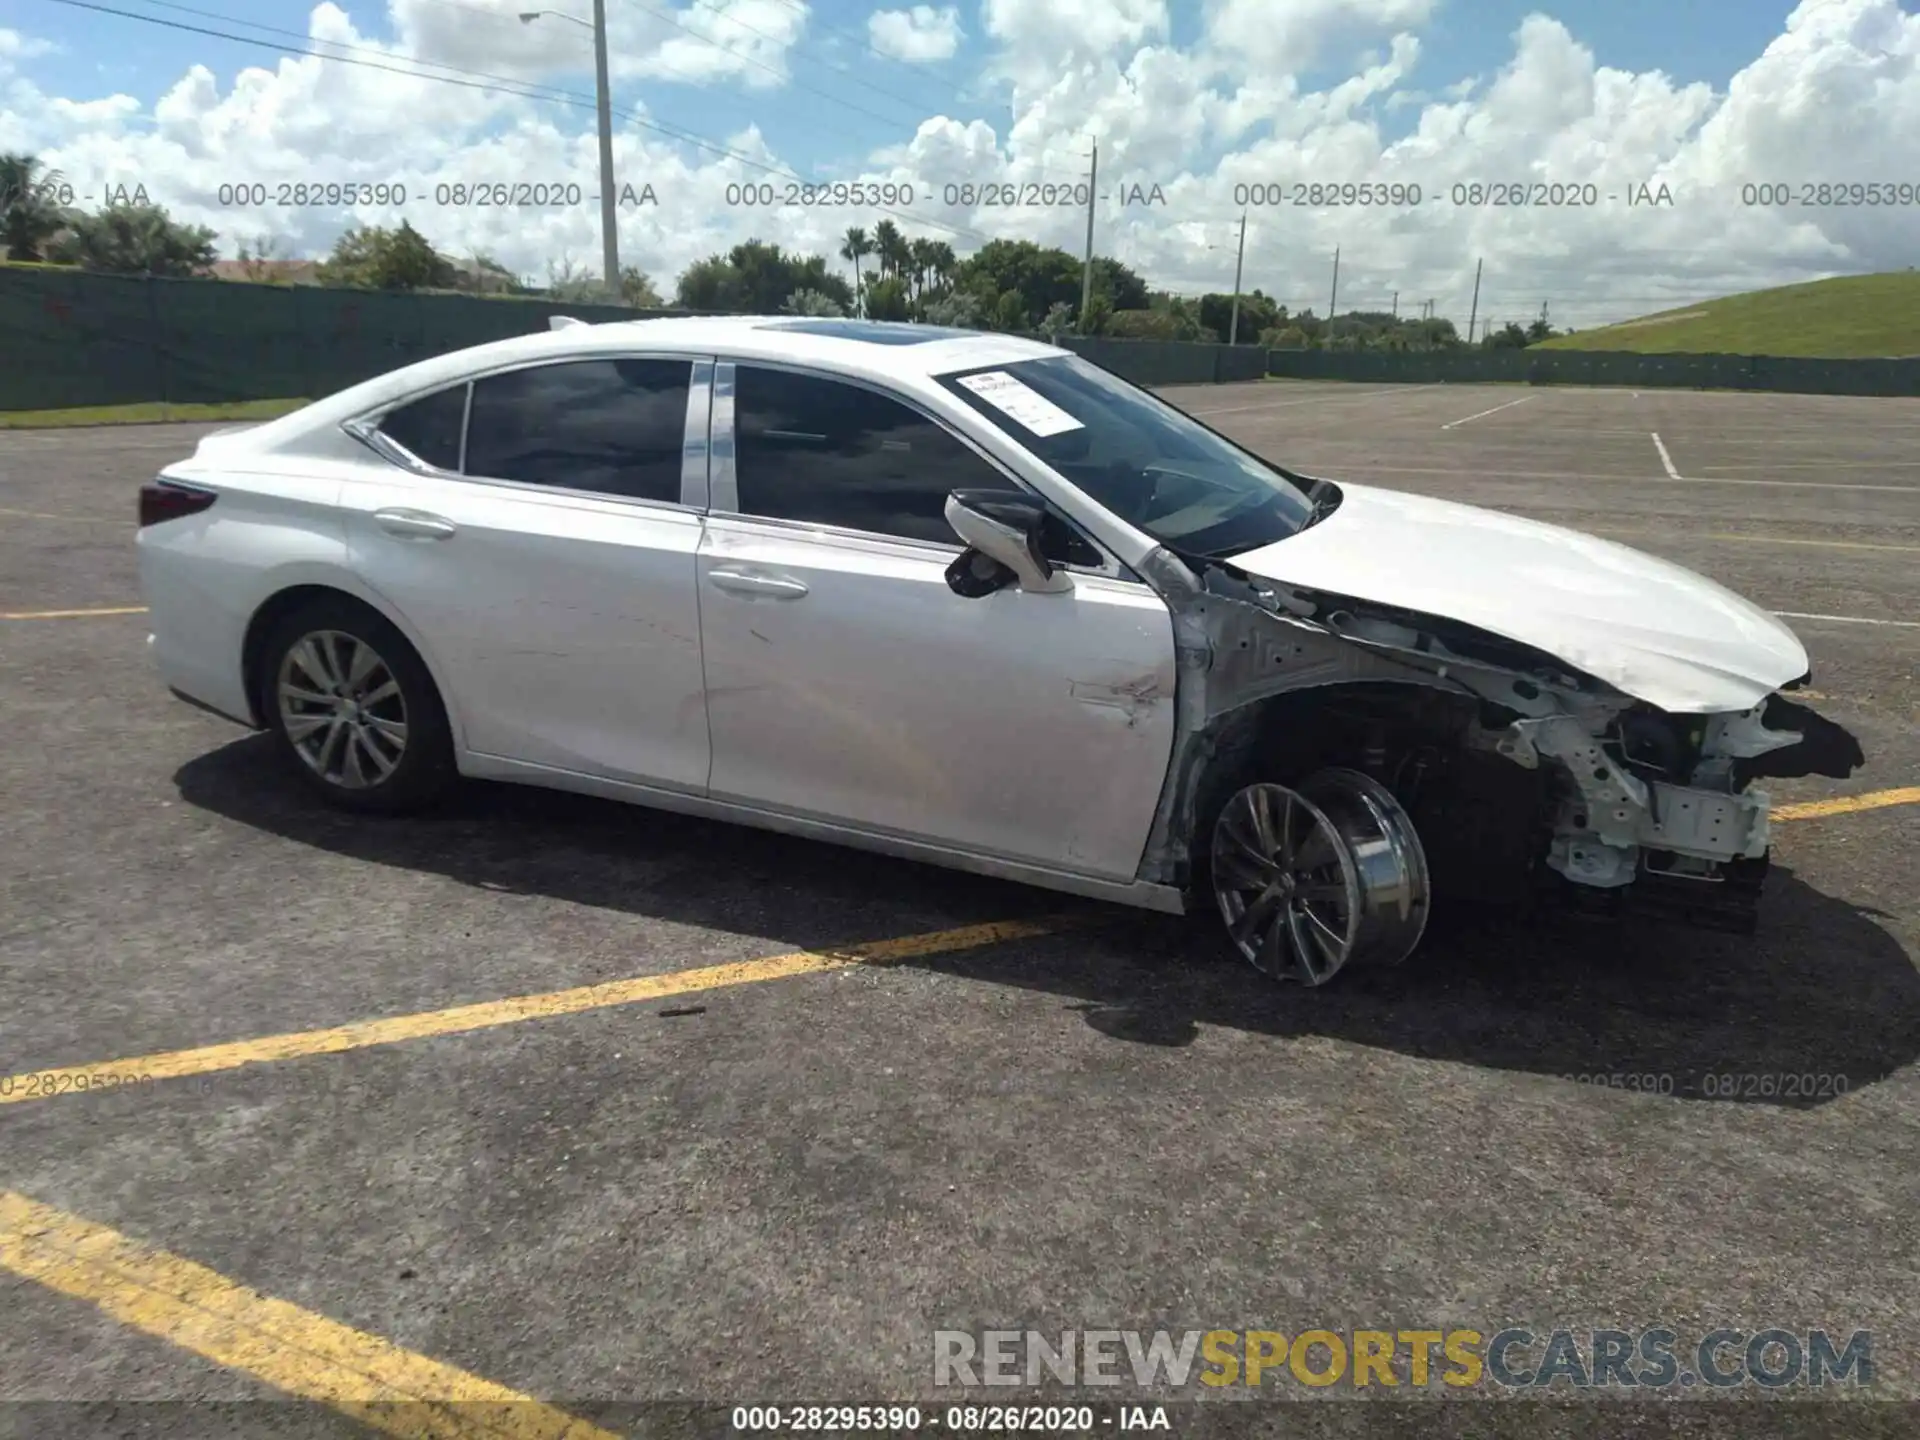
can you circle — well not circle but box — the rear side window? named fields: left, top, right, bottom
left=378, top=385, right=466, bottom=470
left=732, top=366, right=1018, bottom=544
left=464, top=358, right=692, bottom=503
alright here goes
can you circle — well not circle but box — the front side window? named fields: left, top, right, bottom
left=463, top=358, right=692, bottom=503
left=732, top=366, right=1021, bottom=545
left=377, top=384, right=466, bottom=470
left=938, top=355, right=1319, bottom=558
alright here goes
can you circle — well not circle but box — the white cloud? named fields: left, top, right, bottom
left=982, top=0, right=1169, bottom=86
left=0, top=0, right=1914, bottom=330
left=0, top=27, right=58, bottom=63
left=1202, top=0, right=1436, bottom=78
left=388, top=0, right=809, bottom=90
left=868, top=6, right=963, bottom=64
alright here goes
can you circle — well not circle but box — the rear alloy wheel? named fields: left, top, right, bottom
left=1209, top=769, right=1430, bottom=985
left=261, top=599, right=453, bottom=812
left=278, top=629, right=409, bottom=788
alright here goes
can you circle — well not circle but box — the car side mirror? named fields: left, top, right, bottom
left=943, top=491, right=1073, bottom=597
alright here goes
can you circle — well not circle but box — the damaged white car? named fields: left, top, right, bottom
left=138, top=317, right=1865, bottom=984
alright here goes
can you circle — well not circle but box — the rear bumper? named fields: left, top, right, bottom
left=165, top=671, right=257, bottom=729
left=139, top=534, right=257, bottom=725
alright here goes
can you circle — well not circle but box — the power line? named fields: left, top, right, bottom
left=395, top=0, right=1089, bottom=196
left=38, top=0, right=998, bottom=245
left=722, top=0, right=989, bottom=118
left=607, top=0, right=939, bottom=141
left=112, top=0, right=611, bottom=109
left=661, top=0, right=1091, bottom=190
left=670, top=0, right=951, bottom=127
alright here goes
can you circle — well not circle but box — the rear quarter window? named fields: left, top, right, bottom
left=377, top=385, right=467, bottom=470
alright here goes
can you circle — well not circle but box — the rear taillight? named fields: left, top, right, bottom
left=139, top=481, right=218, bottom=527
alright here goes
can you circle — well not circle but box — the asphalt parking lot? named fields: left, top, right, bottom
left=2, top=381, right=1917, bottom=1439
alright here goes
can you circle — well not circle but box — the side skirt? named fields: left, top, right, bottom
left=458, top=751, right=1192, bottom=916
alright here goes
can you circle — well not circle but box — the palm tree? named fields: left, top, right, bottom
left=924, top=239, right=957, bottom=293
left=907, top=237, right=940, bottom=301
left=871, top=219, right=907, bottom=282
left=839, top=226, right=871, bottom=314
left=0, top=153, right=72, bottom=261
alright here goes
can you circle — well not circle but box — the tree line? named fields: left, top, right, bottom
left=1, top=152, right=1562, bottom=350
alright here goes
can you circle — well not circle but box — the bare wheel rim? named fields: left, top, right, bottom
left=1210, top=771, right=1431, bottom=985
left=1210, top=783, right=1362, bottom=985
left=276, top=629, right=409, bottom=789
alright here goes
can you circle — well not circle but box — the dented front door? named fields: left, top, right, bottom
left=696, top=515, right=1179, bottom=880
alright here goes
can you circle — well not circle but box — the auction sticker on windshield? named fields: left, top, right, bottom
left=954, top=371, right=1085, bottom=437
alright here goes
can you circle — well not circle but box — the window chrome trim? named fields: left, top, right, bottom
left=707, top=356, right=1126, bottom=579
left=343, top=353, right=707, bottom=517
left=709, top=361, right=739, bottom=513
left=681, top=358, right=714, bottom=509
left=456, top=380, right=473, bottom=474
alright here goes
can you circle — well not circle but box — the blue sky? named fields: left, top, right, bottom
left=21, top=0, right=1807, bottom=179
left=3, top=0, right=1914, bottom=326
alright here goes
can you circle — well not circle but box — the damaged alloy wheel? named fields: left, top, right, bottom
left=1209, top=769, right=1431, bottom=985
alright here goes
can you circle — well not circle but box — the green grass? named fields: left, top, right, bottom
left=0, top=397, right=309, bottom=429
left=1534, top=271, right=1920, bottom=358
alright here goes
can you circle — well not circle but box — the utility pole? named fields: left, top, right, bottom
left=1327, top=246, right=1340, bottom=331
left=1391, top=289, right=1398, bottom=319
left=1466, top=257, right=1482, bottom=345
left=1079, top=139, right=1098, bottom=319
left=1228, top=210, right=1247, bottom=345
left=521, top=7, right=622, bottom=302
left=590, top=0, right=620, bottom=302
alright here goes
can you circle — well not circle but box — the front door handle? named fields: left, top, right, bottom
left=707, top=568, right=809, bottom=600
left=374, top=508, right=457, bottom=540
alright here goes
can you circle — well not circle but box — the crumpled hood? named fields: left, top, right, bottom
left=1226, top=482, right=1808, bottom=714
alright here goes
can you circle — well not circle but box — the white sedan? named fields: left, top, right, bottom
left=137, top=316, right=1863, bottom=984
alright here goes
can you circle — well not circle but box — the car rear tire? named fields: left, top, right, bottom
left=258, top=595, right=455, bottom=813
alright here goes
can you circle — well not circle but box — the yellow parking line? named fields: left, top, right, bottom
left=0, top=506, right=128, bottom=525
left=0, top=917, right=1070, bottom=1106
left=1773, top=786, right=1920, bottom=822
left=2, top=787, right=1911, bottom=1111
left=0, top=1190, right=618, bottom=1440
left=0, top=605, right=148, bottom=619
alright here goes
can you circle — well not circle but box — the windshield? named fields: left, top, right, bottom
left=938, top=354, right=1319, bottom=557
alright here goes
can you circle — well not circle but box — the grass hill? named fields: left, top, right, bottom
left=1534, top=271, right=1920, bottom=358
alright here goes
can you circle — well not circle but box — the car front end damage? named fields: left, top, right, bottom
left=1130, top=546, right=1866, bottom=983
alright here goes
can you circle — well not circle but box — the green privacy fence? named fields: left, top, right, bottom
left=1055, top=336, right=1269, bottom=386
left=0, top=266, right=656, bottom=411
left=0, top=266, right=1274, bottom=412
left=1264, top=346, right=1920, bottom=395
left=24, top=264, right=1901, bottom=407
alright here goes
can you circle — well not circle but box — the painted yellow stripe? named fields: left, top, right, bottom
left=0, top=506, right=128, bottom=525
left=0, top=917, right=1070, bottom=1106
left=0, top=1191, right=619, bottom=1440
left=0, top=605, right=148, bottom=619
left=1773, top=786, right=1920, bottom=822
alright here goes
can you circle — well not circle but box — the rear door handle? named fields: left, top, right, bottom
left=374, top=508, right=456, bottom=540
left=707, top=567, right=809, bottom=600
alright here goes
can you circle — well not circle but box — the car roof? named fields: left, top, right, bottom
left=270, top=315, right=1068, bottom=434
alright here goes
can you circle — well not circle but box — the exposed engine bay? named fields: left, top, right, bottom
left=1130, top=540, right=1866, bottom=980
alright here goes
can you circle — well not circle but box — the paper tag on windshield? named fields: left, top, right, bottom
left=954, top=371, right=1084, bottom=437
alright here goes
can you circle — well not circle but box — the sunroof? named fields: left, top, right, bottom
left=756, top=319, right=981, bottom=345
